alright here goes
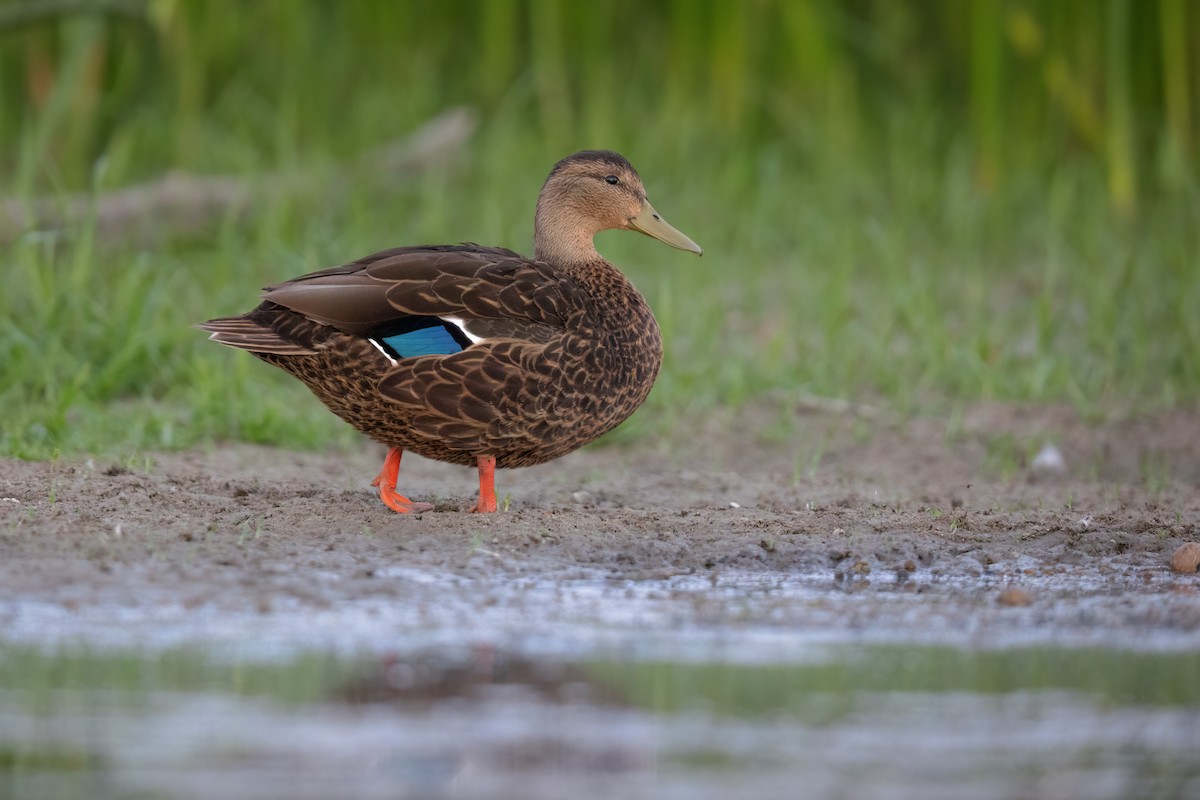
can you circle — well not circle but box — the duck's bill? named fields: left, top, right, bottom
left=628, top=201, right=703, bottom=255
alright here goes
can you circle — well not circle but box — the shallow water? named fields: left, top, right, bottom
left=3, top=643, right=1198, bottom=800
left=3, top=567, right=1199, bottom=799
left=3, top=565, right=1198, bottom=658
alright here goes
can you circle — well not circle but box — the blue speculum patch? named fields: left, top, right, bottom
left=373, top=318, right=472, bottom=359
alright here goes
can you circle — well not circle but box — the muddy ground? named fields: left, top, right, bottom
left=3, top=402, right=1200, bottom=799
left=2, top=401, right=1198, bottom=652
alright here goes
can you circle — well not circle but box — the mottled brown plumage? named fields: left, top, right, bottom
left=198, top=151, right=701, bottom=512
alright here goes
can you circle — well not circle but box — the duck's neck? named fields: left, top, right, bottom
left=533, top=198, right=603, bottom=269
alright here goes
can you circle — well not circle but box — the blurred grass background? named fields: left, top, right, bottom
left=1, top=0, right=1198, bottom=460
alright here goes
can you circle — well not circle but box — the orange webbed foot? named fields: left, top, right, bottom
left=371, top=448, right=433, bottom=513
left=377, top=487, right=435, bottom=513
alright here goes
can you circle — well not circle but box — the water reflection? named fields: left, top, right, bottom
left=337, top=645, right=625, bottom=707
left=1, top=644, right=1199, bottom=799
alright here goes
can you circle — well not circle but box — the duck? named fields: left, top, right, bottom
left=198, top=150, right=701, bottom=513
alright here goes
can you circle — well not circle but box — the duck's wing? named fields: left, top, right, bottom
left=199, top=244, right=581, bottom=352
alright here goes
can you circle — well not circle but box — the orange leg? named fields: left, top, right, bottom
left=472, top=455, right=499, bottom=513
left=370, top=448, right=434, bottom=513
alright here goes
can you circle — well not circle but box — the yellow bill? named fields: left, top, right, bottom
left=628, top=201, right=703, bottom=255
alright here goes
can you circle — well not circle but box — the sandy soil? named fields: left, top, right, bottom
left=2, top=402, right=1199, bottom=649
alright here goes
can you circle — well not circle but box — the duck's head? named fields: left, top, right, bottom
left=534, top=150, right=703, bottom=266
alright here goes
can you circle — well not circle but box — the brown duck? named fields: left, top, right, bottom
left=199, top=150, right=701, bottom=512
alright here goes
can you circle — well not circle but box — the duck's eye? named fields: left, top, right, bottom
left=604, top=175, right=620, bottom=185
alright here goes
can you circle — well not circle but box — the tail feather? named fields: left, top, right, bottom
left=196, top=317, right=315, bottom=355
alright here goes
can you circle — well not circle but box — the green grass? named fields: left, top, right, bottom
left=2, top=2, right=1198, bottom=460
left=4, top=127, right=1197, bottom=460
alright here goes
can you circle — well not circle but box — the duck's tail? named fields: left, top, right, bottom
left=195, top=316, right=315, bottom=356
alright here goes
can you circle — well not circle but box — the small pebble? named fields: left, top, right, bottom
left=832, top=527, right=846, bottom=536
left=998, top=586, right=1033, bottom=606
left=571, top=491, right=593, bottom=504
left=729, top=501, right=740, bottom=509
left=1170, top=542, right=1200, bottom=574
left=902, top=559, right=917, bottom=572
